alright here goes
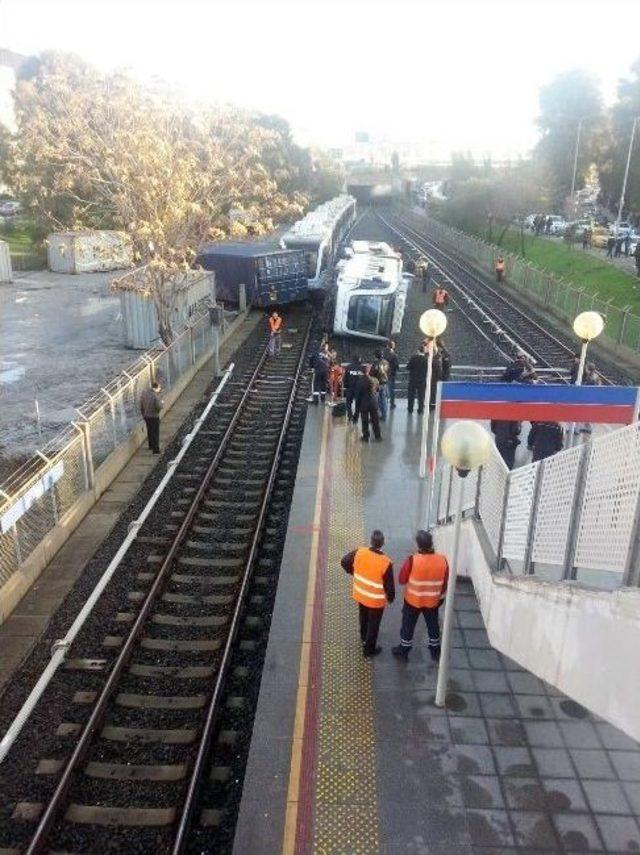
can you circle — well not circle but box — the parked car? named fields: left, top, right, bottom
left=612, top=221, right=632, bottom=237
left=0, top=200, right=21, bottom=217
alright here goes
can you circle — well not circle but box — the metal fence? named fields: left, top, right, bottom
left=435, top=422, right=640, bottom=590
left=0, top=308, right=227, bottom=590
left=401, top=209, right=640, bottom=356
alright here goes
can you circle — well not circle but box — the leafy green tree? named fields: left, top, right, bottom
left=534, top=70, right=602, bottom=210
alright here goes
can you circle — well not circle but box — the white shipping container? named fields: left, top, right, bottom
left=0, top=240, right=12, bottom=283
left=47, top=231, right=133, bottom=274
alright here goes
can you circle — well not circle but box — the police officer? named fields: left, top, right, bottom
left=407, top=345, right=428, bottom=414
left=344, top=354, right=364, bottom=422
left=392, top=530, right=448, bottom=662
left=341, top=529, right=395, bottom=658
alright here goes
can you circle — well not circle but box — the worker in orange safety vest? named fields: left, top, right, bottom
left=392, top=530, right=448, bottom=662
left=268, top=311, right=283, bottom=356
left=432, top=285, right=449, bottom=309
left=495, top=256, right=506, bottom=282
left=341, top=529, right=395, bottom=657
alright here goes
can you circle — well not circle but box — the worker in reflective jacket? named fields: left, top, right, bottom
left=432, top=285, right=449, bottom=309
left=341, top=529, right=394, bottom=658
left=495, top=256, right=506, bottom=282
left=268, top=311, right=283, bottom=356
left=392, top=530, right=448, bottom=662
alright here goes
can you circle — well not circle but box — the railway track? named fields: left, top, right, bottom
left=3, top=308, right=312, bottom=854
left=378, top=210, right=632, bottom=385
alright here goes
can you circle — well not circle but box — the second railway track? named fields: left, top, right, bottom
left=2, top=307, right=313, bottom=855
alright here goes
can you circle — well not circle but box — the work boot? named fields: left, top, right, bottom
left=392, top=645, right=410, bottom=660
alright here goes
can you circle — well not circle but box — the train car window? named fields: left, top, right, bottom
left=378, top=296, right=394, bottom=337
left=347, top=295, right=380, bottom=335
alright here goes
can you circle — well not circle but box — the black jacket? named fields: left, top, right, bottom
left=341, top=548, right=395, bottom=603
left=491, top=420, right=521, bottom=446
left=344, top=361, right=364, bottom=391
left=383, top=348, right=399, bottom=378
left=528, top=422, right=563, bottom=462
left=355, top=374, right=378, bottom=405
left=407, top=352, right=428, bottom=383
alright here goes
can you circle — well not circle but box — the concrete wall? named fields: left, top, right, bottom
left=435, top=519, right=640, bottom=742
left=0, top=310, right=251, bottom=625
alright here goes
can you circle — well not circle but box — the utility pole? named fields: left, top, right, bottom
left=616, top=116, right=639, bottom=230
left=569, top=119, right=583, bottom=217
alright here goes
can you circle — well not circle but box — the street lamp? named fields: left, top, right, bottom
left=435, top=421, right=492, bottom=708
left=418, top=309, right=448, bottom=479
left=568, top=311, right=604, bottom=445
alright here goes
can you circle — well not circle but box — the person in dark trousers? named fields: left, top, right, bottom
left=624, top=234, right=632, bottom=256
left=392, top=530, right=448, bottom=662
left=309, top=345, right=330, bottom=405
left=383, top=340, right=399, bottom=409
left=341, top=529, right=395, bottom=658
left=430, top=338, right=451, bottom=408
left=634, top=242, right=640, bottom=277
left=344, top=355, right=364, bottom=422
left=615, top=236, right=623, bottom=258
left=606, top=235, right=615, bottom=258
left=528, top=421, right=564, bottom=462
left=491, top=419, right=521, bottom=469
left=356, top=365, right=382, bottom=442
left=140, top=381, right=163, bottom=454
left=407, top=346, right=428, bottom=414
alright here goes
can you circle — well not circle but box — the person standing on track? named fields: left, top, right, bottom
left=392, top=530, right=448, bottom=662
left=407, top=345, right=428, bottom=415
left=140, top=380, right=164, bottom=454
left=268, top=310, right=283, bottom=356
left=341, top=529, right=395, bottom=658
left=432, top=284, right=449, bottom=310
left=495, top=255, right=506, bottom=282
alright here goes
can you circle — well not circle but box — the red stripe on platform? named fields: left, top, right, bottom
left=294, top=418, right=334, bottom=854
left=439, top=401, right=635, bottom=424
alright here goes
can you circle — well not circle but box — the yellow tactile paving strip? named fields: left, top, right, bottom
left=283, top=415, right=381, bottom=855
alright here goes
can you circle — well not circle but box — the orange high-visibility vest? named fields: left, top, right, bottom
left=495, top=259, right=505, bottom=272
left=352, top=547, right=390, bottom=609
left=404, top=553, right=448, bottom=609
left=269, top=315, right=283, bottom=333
left=434, top=288, right=448, bottom=305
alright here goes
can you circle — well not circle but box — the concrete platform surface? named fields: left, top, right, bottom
left=0, top=310, right=261, bottom=694
left=235, top=403, right=640, bottom=855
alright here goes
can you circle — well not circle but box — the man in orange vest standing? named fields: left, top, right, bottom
left=432, top=284, right=449, bottom=310
left=392, top=530, right=448, bottom=662
left=495, top=255, right=506, bottom=283
left=341, top=529, right=395, bottom=658
left=268, top=310, right=283, bottom=356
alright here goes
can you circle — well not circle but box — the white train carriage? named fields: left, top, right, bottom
left=280, top=195, right=356, bottom=291
left=333, top=241, right=412, bottom=341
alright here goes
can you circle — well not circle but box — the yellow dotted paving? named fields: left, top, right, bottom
left=313, top=421, right=380, bottom=855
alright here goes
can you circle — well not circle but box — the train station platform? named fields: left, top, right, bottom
left=234, top=405, right=640, bottom=855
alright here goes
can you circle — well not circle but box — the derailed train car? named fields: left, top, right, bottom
left=333, top=241, right=412, bottom=341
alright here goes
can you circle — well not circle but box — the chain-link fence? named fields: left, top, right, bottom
left=436, top=423, right=640, bottom=590
left=402, top=210, right=640, bottom=356
left=0, top=307, right=229, bottom=589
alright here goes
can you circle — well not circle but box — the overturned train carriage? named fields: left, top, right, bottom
left=333, top=241, right=411, bottom=341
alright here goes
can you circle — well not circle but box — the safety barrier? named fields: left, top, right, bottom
left=401, top=209, right=640, bottom=357
left=435, top=421, right=640, bottom=590
left=0, top=307, right=232, bottom=598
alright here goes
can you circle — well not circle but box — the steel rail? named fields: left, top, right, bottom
left=172, top=316, right=312, bottom=853
left=24, top=329, right=285, bottom=854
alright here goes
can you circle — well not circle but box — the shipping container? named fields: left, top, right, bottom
left=0, top=240, right=12, bottom=283
left=48, top=231, right=133, bottom=274
left=195, top=241, right=308, bottom=308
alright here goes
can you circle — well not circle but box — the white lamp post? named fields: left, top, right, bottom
left=569, top=311, right=604, bottom=445
left=435, top=421, right=492, bottom=708
left=418, top=309, right=448, bottom=479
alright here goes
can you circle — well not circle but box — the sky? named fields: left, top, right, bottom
left=1, top=0, right=640, bottom=161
